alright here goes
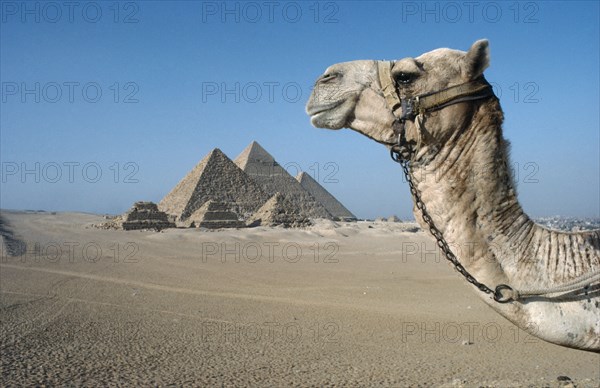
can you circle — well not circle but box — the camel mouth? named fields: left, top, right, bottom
left=306, top=100, right=344, bottom=117
left=306, top=100, right=348, bottom=130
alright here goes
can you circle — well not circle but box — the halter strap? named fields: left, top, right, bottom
left=378, top=61, right=404, bottom=118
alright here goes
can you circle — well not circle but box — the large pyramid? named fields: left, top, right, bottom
left=296, top=172, right=356, bottom=221
left=234, top=141, right=332, bottom=220
left=158, top=148, right=269, bottom=221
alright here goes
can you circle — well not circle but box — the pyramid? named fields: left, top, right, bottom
left=296, top=172, right=356, bottom=221
left=187, top=200, right=245, bottom=229
left=158, top=148, right=269, bottom=221
left=234, top=141, right=332, bottom=220
left=387, top=215, right=401, bottom=222
left=247, top=193, right=312, bottom=228
left=121, top=201, right=175, bottom=231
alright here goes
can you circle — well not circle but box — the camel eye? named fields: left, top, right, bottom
left=396, top=72, right=418, bottom=85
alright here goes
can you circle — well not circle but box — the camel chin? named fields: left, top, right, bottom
left=309, top=111, right=345, bottom=130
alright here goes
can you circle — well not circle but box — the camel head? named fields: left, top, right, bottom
left=306, top=40, right=492, bottom=151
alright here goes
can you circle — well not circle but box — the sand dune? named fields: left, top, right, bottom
left=1, top=211, right=598, bottom=386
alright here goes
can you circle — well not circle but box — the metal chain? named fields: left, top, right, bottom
left=392, top=151, right=500, bottom=299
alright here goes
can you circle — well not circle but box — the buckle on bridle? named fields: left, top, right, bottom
left=400, top=98, right=416, bottom=121
left=390, top=116, right=415, bottom=163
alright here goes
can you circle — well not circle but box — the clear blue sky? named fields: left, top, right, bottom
left=1, top=1, right=598, bottom=219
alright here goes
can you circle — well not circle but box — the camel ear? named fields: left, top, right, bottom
left=464, top=39, right=490, bottom=79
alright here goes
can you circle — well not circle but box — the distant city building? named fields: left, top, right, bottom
left=534, top=216, right=600, bottom=232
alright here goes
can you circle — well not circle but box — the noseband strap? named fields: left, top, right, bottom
left=377, top=60, right=495, bottom=160
left=378, top=60, right=405, bottom=119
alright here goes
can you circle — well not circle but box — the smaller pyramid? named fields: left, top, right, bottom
left=247, top=193, right=312, bottom=228
left=121, top=201, right=175, bottom=231
left=187, top=200, right=245, bottom=229
left=296, top=172, right=356, bottom=221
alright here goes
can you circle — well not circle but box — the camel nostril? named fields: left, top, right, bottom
left=320, top=72, right=340, bottom=83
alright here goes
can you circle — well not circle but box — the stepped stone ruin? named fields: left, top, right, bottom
left=187, top=200, right=245, bottom=229
left=158, top=148, right=269, bottom=223
left=296, top=172, right=356, bottom=221
left=121, top=201, right=175, bottom=231
left=247, top=192, right=313, bottom=228
left=234, top=141, right=332, bottom=222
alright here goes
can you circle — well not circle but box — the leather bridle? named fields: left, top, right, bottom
left=377, top=60, right=495, bottom=161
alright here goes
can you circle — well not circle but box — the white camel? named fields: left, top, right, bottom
left=305, top=40, right=600, bottom=352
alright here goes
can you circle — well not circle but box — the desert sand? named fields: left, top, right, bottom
left=1, top=210, right=598, bottom=387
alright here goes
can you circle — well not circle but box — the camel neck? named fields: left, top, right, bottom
left=409, top=100, right=536, bottom=280
left=424, top=111, right=529, bottom=230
